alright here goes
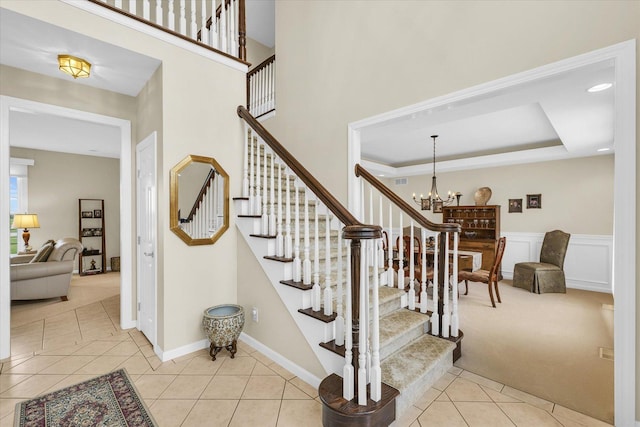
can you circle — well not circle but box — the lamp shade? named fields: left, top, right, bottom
left=58, top=54, right=91, bottom=79
left=12, top=214, right=40, bottom=229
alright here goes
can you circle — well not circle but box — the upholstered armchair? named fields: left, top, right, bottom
left=513, top=230, right=570, bottom=294
left=10, top=238, right=83, bottom=301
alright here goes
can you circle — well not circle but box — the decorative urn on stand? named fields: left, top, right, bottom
left=202, top=304, right=245, bottom=361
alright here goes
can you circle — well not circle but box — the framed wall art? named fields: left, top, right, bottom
left=509, top=198, right=523, bottom=213
left=526, top=194, right=542, bottom=209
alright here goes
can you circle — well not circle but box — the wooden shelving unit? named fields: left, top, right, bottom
left=443, top=205, right=501, bottom=274
left=78, top=198, right=106, bottom=276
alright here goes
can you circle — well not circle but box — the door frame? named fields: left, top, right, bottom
left=347, top=40, right=636, bottom=425
left=136, top=132, right=158, bottom=347
left=0, top=96, right=135, bottom=360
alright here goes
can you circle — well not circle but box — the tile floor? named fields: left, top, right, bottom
left=1, top=276, right=612, bottom=426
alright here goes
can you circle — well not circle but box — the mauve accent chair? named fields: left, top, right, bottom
left=513, top=230, right=571, bottom=294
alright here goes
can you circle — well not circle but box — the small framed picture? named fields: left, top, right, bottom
left=421, top=199, right=431, bottom=211
left=527, top=194, right=542, bottom=209
left=93, top=209, right=102, bottom=218
left=82, top=228, right=93, bottom=237
left=509, top=198, right=523, bottom=213
left=81, top=211, right=93, bottom=218
left=433, top=201, right=444, bottom=213
left=92, top=228, right=103, bottom=236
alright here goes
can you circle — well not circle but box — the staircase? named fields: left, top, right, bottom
left=235, top=107, right=462, bottom=425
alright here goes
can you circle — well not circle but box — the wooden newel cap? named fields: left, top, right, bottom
left=342, top=224, right=382, bottom=240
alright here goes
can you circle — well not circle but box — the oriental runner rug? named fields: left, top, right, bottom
left=15, top=368, right=156, bottom=427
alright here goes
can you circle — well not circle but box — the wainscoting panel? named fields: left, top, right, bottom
left=501, top=232, right=612, bottom=294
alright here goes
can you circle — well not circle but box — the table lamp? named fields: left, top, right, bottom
left=12, top=213, right=40, bottom=251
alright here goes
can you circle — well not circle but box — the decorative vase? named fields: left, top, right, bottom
left=474, top=187, right=492, bottom=205
left=202, top=304, right=245, bottom=361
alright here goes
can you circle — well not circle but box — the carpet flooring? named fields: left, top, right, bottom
left=454, top=279, right=614, bottom=423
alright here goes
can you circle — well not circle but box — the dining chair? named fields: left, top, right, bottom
left=457, top=237, right=506, bottom=308
left=513, top=230, right=570, bottom=293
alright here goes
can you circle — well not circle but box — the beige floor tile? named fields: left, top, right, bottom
left=181, top=355, right=222, bottom=375
left=0, top=398, right=22, bottom=419
left=389, top=404, right=422, bottom=427
left=72, top=340, right=120, bottom=356
left=134, top=375, right=177, bottom=399
left=417, top=401, right=467, bottom=427
left=0, top=374, right=67, bottom=398
left=138, top=344, right=156, bottom=358
left=436, top=392, right=451, bottom=402
left=251, top=351, right=275, bottom=367
left=181, top=399, right=239, bottom=427
left=445, top=377, right=492, bottom=402
left=229, top=399, right=280, bottom=427
left=277, top=399, right=322, bottom=427
left=455, top=402, right=515, bottom=426
left=502, top=385, right=554, bottom=412
left=116, top=355, right=152, bottom=375
left=0, top=374, right=31, bottom=393
left=73, top=355, right=129, bottom=375
left=432, top=372, right=457, bottom=391
left=242, top=375, right=285, bottom=399
left=448, top=366, right=463, bottom=376
left=413, top=387, right=442, bottom=411
left=269, top=363, right=296, bottom=381
left=159, top=374, right=212, bottom=399
left=481, top=385, right=521, bottom=403
left=0, top=412, right=16, bottom=427
left=43, top=374, right=97, bottom=393
left=103, top=340, right=139, bottom=356
left=146, top=356, right=162, bottom=370
left=201, top=375, right=249, bottom=399
left=552, top=405, right=613, bottom=427
left=2, top=355, right=65, bottom=374
left=36, top=341, right=89, bottom=356
left=216, top=355, right=256, bottom=376
left=252, top=362, right=279, bottom=376
left=11, top=321, right=43, bottom=337
left=43, top=331, right=82, bottom=350
left=288, top=377, right=318, bottom=399
left=459, top=370, right=504, bottom=392
left=282, top=382, right=313, bottom=400
left=39, top=355, right=95, bottom=374
left=498, top=402, right=563, bottom=426
left=149, top=399, right=196, bottom=427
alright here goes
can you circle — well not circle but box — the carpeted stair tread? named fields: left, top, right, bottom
left=381, top=334, right=456, bottom=391
left=378, top=310, right=429, bottom=350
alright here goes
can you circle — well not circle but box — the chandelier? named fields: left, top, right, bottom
left=412, top=135, right=460, bottom=211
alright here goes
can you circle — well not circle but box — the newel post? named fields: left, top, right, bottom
left=437, top=231, right=446, bottom=335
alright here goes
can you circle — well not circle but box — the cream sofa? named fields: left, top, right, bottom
left=10, top=238, right=83, bottom=301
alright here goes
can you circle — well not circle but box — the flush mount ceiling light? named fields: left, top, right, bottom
left=58, top=54, right=91, bottom=79
left=587, top=83, right=612, bottom=93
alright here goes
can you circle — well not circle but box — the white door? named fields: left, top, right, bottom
left=136, top=133, right=157, bottom=345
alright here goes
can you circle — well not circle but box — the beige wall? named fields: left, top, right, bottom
left=246, top=37, right=275, bottom=70
left=266, top=0, right=639, bottom=419
left=382, top=155, right=614, bottom=235
left=9, top=147, right=121, bottom=264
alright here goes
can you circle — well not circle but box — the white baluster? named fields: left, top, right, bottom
left=387, top=205, right=394, bottom=287
left=378, top=196, right=385, bottom=270
left=398, top=213, right=404, bottom=291
left=190, top=0, right=197, bottom=39
left=242, top=128, right=249, bottom=198
left=229, top=0, right=236, bottom=56
left=408, top=220, right=416, bottom=310
left=293, top=181, right=301, bottom=282
left=312, top=198, right=321, bottom=311
left=128, top=0, right=135, bottom=14
left=155, top=0, right=163, bottom=26
left=252, top=136, right=262, bottom=215
left=451, top=231, right=459, bottom=337
left=284, top=169, right=292, bottom=259
left=248, top=130, right=255, bottom=214
left=209, top=0, right=218, bottom=49
left=115, top=0, right=122, bottom=9
left=143, top=0, right=150, bottom=20
left=270, top=62, right=276, bottom=111
left=261, top=147, right=268, bottom=234
left=179, top=0, right=187, bottom=35
left=219, top=0, right=227, bottom=53
left=442, top=232, right=450, bottom=338
left=168, top=0, right=175, bottom=31
left=431, top=233, right=440, bottom=335
left=420, top=229, right=428, bottom=314
left=303, top=191, right=311, bottom=285
left=323, top=213, right=333, bottom=317
left=276, top=161, right=284, bottom=257
left=343, top=242, right=354, bottom=400
left=335, top=230, right=344, bottom=346
left=269, top=154, right=276, bottom=236
left=370, top=237, right=381, bottom=402
left=357, top=242, right=368, bottom=406
left=200, top=0, right=208, bottom=44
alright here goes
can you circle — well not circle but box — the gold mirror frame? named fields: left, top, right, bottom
left=170, top=155, right=229, bottom=246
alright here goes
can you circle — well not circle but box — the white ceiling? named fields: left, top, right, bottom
left=1, top=5, right=615, bottom=170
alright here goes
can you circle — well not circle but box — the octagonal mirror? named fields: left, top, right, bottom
left=170, top=155, right=229, bottom=245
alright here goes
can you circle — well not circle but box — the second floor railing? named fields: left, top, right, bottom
left=90, top=0, right=246, bottom=62
left=247, top=54, right=276, bottom=117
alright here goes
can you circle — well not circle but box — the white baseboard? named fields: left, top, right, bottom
left=156, top=338, right=209, bottom=362
left=240, top=332, right=322, bottom=389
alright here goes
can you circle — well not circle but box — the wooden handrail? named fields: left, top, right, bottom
left=355, top=164, right=460, bottom=234
left=239, top=106, right=370, bottom=229
left=186, top=168, right=216, bottom=221
left=248, top=54, right=275, bottom=77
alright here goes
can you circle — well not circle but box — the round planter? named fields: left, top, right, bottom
left=202, top=304, right=245, bottom=361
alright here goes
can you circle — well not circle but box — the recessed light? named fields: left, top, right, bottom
left=587, top=83, right=612, bottom=93
left=378, top=174, right=385, bottom=177
left=597, top=147, right=611, bottom=152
